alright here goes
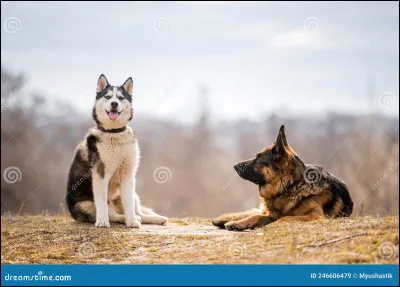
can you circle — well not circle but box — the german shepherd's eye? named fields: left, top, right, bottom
left=255, top=154, right=267, bottom=164
left=105, top=95, right=112, bottom=100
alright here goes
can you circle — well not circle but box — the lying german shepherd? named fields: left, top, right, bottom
left=212, top=125, right=353, bottom=231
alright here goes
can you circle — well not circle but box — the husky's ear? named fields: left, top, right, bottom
left=122, top=77, right=133, bottom=95
left=97, top=74, right=109, bottom=93
left=273, top=129, right=287, bottom=156
left=279, top=125, right=289, bottom=146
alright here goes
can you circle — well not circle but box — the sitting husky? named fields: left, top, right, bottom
left=66, top=74, right=168, bottom=228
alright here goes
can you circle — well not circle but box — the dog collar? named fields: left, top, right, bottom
left=97, top=126, right=127, bottom=133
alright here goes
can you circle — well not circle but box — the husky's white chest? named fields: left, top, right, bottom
left=93, top=128, right=139, bottom=175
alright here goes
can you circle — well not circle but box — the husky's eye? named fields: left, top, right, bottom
left=104, top=95, right=112, bottom=100
left=117, top=96, right=124, bottom=101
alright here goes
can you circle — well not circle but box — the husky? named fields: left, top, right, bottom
left=212, top=125, right=353, bottom=231
left=66, top=74, right=168, bottom=228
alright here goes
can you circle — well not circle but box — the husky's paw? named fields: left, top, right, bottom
left=126, top=218, right=141, bottom=228
left=136, top=215, right=142, bottom=223
left=139, top=215, right=168, bottom=225
left=157, top=216, right=168, bottom=225
left=95, top=219, right=110, bottom=228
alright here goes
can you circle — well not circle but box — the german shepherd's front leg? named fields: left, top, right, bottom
left=225, top=215, right=275, bottom=231
left=212, top=208, right=261, bottom=228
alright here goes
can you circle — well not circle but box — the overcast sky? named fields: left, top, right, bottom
left=1, top=1, right=399, bottom=123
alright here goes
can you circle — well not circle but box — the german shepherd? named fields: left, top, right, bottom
left=212, top=125, right=353, bottom=231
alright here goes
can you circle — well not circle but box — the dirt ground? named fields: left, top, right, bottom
left=1, top=214, right=398, bottom=264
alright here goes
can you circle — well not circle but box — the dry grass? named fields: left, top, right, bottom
left=1, top=215, right=398, bottom=264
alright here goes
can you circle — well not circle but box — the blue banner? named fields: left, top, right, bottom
left=1, top=264, right=398, bottom=286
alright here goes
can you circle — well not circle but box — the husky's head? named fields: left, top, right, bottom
left=92, top=74, right=133, bottom=130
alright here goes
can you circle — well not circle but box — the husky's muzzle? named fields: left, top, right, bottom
left=106, top=102, right=121, bottom=120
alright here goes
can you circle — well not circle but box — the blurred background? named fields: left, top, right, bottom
left=1, top=2, right=399, bottom=218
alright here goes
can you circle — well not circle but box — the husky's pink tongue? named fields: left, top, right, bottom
left=109, top=112, right=119, bottom=120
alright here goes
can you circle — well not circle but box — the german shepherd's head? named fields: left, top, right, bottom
left=92, top=74, right=134, bottom=131
left=234, top=125, right=306, bottom=198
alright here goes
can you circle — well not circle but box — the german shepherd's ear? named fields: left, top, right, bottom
left=122, top=77, right=133, bottom=96
left=279, top=125, right=289, bottom=146
left=273, top=129, right=287, bottom=156
left=97, top=74, right=109, bottom=93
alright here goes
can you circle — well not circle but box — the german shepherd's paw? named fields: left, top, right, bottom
left=125, top=218, right=141, bottom=228
left=224, top=221, right=250, bottom=232
left=95, top=219, right=110, bottom=228
left=211, top=218, right=228, bottom=229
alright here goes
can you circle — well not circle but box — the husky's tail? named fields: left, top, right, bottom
left=70, top=199, right=168, bottom=225
left=141, top=206, right=158, bottom=215
left=134, top=195, right=169, bottom=225
left=71, top=201, right=96, bottom=223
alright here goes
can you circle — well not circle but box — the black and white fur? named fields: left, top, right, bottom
left=66, top=74, right=168, bottom=228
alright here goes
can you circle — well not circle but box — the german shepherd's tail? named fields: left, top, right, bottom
left=331, top=177, right=354, bottom=217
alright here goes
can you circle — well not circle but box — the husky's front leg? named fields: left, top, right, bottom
left=93, top=173, right=112, bottom=228
left=120, top=173, right=140, bottom=228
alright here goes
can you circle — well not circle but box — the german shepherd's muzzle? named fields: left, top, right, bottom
left=234, top=160, right=266, bottom=186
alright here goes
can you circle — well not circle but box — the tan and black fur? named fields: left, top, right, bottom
left=66, top=74, right=168, bottom=228
left=212, top=125, right=353, bottom=231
